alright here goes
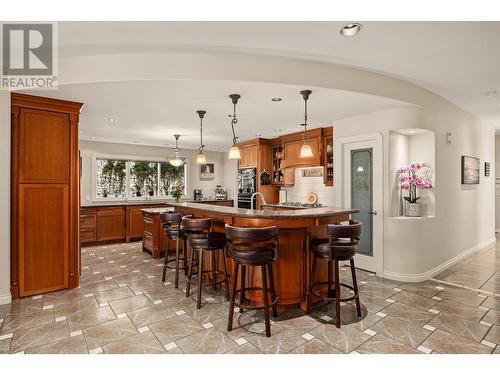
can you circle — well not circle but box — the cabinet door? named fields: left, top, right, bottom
left=18, top=185, right=69, bottom=296
left=96, top=207, right=126, bottom=242
left=239, top=147, right=250, bottom=168
left=19, top=109, right=70, bottom=184
left=247, top=146, right=258, bottom=167
left=283, top=138, right=320, bottom=166
left=283, top=168, right=296, bottom=186
left=128, top=206, right=146, bottom=240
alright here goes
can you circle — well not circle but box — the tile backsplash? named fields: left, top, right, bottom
left=283, top=167, right=334, bottom=206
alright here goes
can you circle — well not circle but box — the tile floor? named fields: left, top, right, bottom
left=1, top=240, right=499, bottom=354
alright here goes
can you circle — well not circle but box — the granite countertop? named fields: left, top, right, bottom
left=141, top=207, right=175, bottom=214
left=261, top=203, right=321, bottom=209
left=81, top=199, right=233, bottom=208
left=169, top=202, right=359, bottom=219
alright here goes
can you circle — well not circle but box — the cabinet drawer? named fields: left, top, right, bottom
left=80, top=215, right=96, bottom=228
left=80, top=229, right=96, bottom=243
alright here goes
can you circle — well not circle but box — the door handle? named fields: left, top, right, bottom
left=368, top=211, right=377, bottom=215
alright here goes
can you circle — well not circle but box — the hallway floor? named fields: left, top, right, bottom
left=1, top=241, right=499, bottom=354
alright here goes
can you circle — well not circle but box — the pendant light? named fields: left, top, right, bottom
left=196, top=110, right=207, bottom=164
left=299, top=89, right=314, bottom=158
left=168, top=134, right=186, bottom=167
left=228, top=94, right=242, bottom=160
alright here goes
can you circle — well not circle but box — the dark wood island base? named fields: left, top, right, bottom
left=169, top=202, right=359, bottom=312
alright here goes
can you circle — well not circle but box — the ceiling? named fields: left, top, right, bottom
left=34, top=80, right=408, bottom=151
left=55, top=21, right=500, bottom=125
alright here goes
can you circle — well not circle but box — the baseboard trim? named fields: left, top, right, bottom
left=381, top=236, right=496, bottom=283
left=0, top=292, right=12, bottom=305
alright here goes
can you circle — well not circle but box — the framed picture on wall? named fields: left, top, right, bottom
left=200, top=163, right=215, bottom=180
left=461, top=156, right=480, bottom=184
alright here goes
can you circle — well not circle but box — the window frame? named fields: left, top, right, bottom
left=91, top=153, right=189, bottom=202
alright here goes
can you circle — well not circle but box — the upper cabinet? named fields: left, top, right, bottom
left=280, top=128, right=322, bottom=169
left=238, top=144, right=258, bottom=168
left=322, top=127, right=334, bottom=186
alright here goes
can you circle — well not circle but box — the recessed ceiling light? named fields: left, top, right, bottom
left=485, top=90, right=498, bottom=97
left=107, top=117, right=118, bottom=123
left=90, top=136, right=97, bottom=140
left=79, top=130, right=84, bottom=134
left=340, top=23, right=363, bottom=37
left=408, top=130, right=416, bottom=134
left=271, top=98, right=282, bottom=102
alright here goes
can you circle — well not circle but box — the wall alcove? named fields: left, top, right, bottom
left=389, top=128, right=435, bottom=218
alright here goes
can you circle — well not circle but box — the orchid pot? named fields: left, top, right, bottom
left=397, top=161, right=433, bottom=217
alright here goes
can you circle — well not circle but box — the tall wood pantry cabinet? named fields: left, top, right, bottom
left=11, top=93, right=84, bottom=298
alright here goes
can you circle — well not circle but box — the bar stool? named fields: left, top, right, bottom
left=225, top=224, right=279, bottom=337
left=183, top=217, right=230, bottom=309
left=160, top=212, right=189, bottom=288
left=308, top=220, right=363, bottom=328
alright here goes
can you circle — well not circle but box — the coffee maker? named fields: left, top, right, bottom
left=193, top=189, right=203, bottom=201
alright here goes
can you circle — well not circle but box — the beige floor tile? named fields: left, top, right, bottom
left=370, top=316, right=431, bottom=349
left=421, top=329, right=493, bottom=354
left=0, top=339, right=11, bottom=354
left=428, top=313, right=490, bottom=342
left=289, top=338, right=343, bottom=354
left=26, top=335, right=88, bottom=354
left=102, top=331, right=165, bottom=354
left=0, top=309, right=54, bottom=334
left=399, top=281, right=441, bottom=298
left=356, top=334, right=420, bottom=354
left=246, top=324, right=306, bottom=354
left=481, top=296, right=500, bottom=311
left=93, top=286, right=135, bottom=304
left=391, top=291, right=439, bottom=310
left=109, top=294, right=154, bottom=315
left=149, top=314, right=204, bottom=344
left=67, top=306, right=117, bottom=331
left=359, top=283, right=398, bottom=300
left=435, top=288, right=486, bottom=308
left=433, top=300, right=487, bottom=322
left=484, top=324, right=500, bottom=345
left=52, top=296, right=100, bottom=315
left=309, top=323, right=370, bottom=353
left=225, top=342, right=262, bottom=354
left=83, top=317, right=138, bottom=349
left=176, top=327, right=238, bottom=354
left=380, top=302, right=435, bottom=326
left=10, top=320, right=69, bottom=353
left=277, top=314, right=324, bottom=336
left=127, top=304, right=176, bottom=328
left=483, top=309, right=500, bottom=325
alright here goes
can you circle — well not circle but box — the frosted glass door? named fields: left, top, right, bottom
left=350, top=148, right=373, bottom=257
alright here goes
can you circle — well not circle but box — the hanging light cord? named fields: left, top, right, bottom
left=231, top=101, right=239, bottom=145
left=302, top=95, right=309, bottom=143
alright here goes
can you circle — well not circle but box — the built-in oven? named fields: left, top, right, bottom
left=237, top=168, right=257, bottom=209
left=237, top=193, right=257, bottom=209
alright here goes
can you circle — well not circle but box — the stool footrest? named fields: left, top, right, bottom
left=164, top=256, right=189, bottom=270
left=232, top=286, right=278, bottom=310
left=310, top=281, right=359, bottom=302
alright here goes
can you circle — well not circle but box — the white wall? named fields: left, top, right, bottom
left=283, top=168, right=334, bottom=206
left=0, top=91, right=11, bottom=305
left=79, top=140, right=235, bottom=204
left=495, top=135, right=500, bottom=232
left=334, top=107, right=495, bottom=281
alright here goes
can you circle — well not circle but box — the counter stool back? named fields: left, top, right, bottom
left=160, top=212, right=189, bottom=288
left=225, top=224, right=279, bottom=337
left=308, top=220, right=363, bottom=328
left=182, top=217, right=230, bottom=309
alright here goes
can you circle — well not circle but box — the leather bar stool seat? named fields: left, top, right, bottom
left=225, top=224, right=279, bottom=337
left=183, top=217, right=230, bottom=309
left=308, top=220, right=363, bottom=328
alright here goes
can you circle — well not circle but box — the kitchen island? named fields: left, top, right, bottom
left=170, top=202, right=359, bottom=312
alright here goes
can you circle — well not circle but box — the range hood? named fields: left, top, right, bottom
left=280, top=153, right=321, bottom=169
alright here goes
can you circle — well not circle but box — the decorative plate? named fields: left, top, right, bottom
left=306, top=192, right=318, bottom=204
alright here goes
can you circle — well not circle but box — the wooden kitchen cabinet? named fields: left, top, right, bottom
left=96, top=207, right=126, bottom=242
left=80, top=207, right=97, bottom=244
left=11, top=93, right=83, bottom=298
left=238, top=145, right=258, bottom=168
left=283, top=168, right=296, bottom=186
left=127, top=205, right=147, bottom=241
left=281, top=134, right=321, bottom=169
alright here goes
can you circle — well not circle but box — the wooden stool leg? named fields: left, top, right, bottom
left=328, top=259, right=333, bottom=302
left=334, top=260, right=341, bottom=328
left=185, top=243, right=195, bottom=297
left=227, top=262, right=239, bottom=332
left=211, top=251, right=217, bottom=292
left=239, top=265, right=246, bottom=313
left=307, top=254, right=317, bottom=313
left=261, top=265, right=271, bottom=337
left=174, top=238, right=180, bottom=288
left=350, top=258, right=362, bottom=317
left=183, top=238, right=188, bottom=275
left=222, top=247, right=230, bottom=301
left=267, top=263, right=278, bottom=318
left=196, top=249, right=204, bottom=309
left=162, top=238, right=170, bottom=282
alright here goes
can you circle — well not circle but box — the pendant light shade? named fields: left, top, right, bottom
left=228, top=145, right=241, bottom=159
left=196, top=110, right=207, bottom=165
left=168, top=134, right=186, bottom=167
left=228, top=94, right=242, bottom=160
left=299, top=89, right=314, bottom=159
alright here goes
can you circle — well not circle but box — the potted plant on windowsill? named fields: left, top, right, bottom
left=170, top=184, right=184, bottom=203
left=398, top=161, right=433, bottom=217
